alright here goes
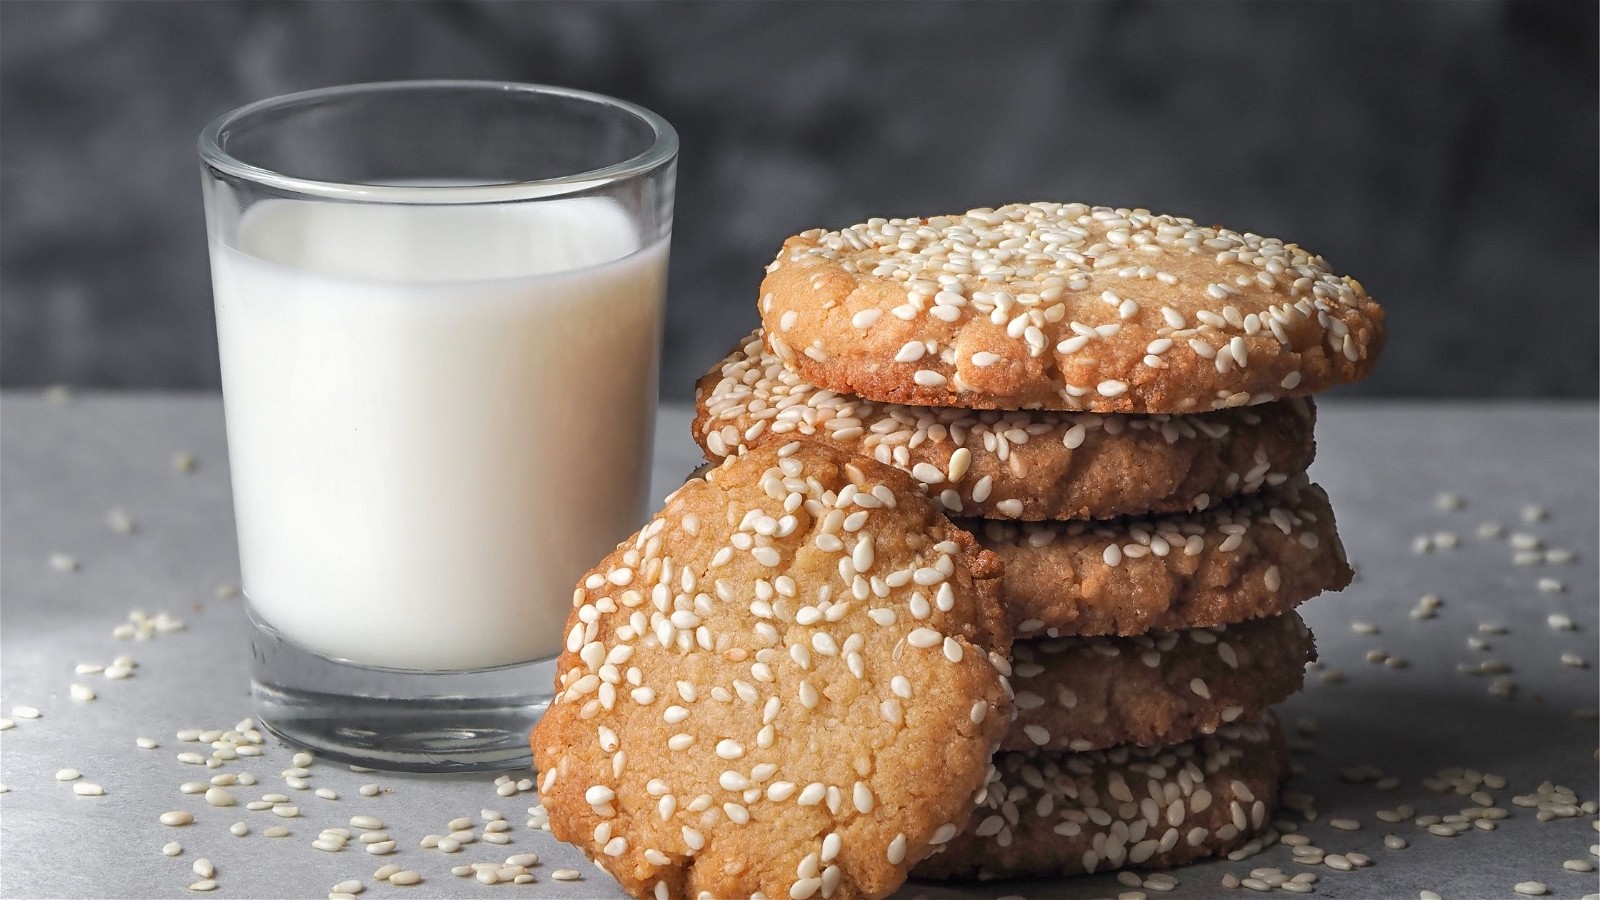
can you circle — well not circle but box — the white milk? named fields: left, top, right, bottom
left=210, top=197, right=666, bottom=671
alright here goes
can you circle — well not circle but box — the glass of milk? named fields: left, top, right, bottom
left=198, top=81, right=675, bottom=771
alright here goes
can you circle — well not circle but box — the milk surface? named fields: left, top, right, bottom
left=211, top=197, right=666, bottom=670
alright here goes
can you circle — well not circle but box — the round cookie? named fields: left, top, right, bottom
left=760, top=202, right=1384, bottom=413
left=1005, top=612, right=1314, bottom=752
left=969, top=478, right=1350, bottom=638
left=530, top=439, right=1014, bottom=900
left=695, top=331, right=1318, bottom=521
left=914, top=720, right=1285, bottom=881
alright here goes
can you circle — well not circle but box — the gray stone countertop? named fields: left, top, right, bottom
left=1, top=394, right=1596, bottom=899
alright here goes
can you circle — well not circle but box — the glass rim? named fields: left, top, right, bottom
left=197, top=79, right=678, bottom=204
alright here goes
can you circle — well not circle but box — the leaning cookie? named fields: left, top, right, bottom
left=1005, top=612, right=1313, bottom=752
left=914, top=720, right=1285, bottom=881
left=531, top=439, right=1013, bottom=900
left=760, top=202, right=1384, bottom=414
left=695, top=331, right=1317, bottom=521
left=969, top=478, right=1350, bottom=638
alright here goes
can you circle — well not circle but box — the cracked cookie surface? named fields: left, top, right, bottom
left=696, top=331, right=1317, bottom=521
left=970, top=479, right=1350, bottom=637
left=760, top=202, right=1383, bottom=413
left=531, top=440, right=1013, bottom=900
left=1004, top=613, right=1313, bottom=752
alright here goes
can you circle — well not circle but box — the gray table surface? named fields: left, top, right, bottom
left=2, top=394, right=1596, bottom=900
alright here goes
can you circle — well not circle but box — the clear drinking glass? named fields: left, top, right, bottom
left=198, top=81, right=676, bottom=771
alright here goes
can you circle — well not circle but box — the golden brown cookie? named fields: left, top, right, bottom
left=969, top=478, right=1350, bottom=638
left=531, top=439, right=1014, bottom=900
left=760, top=203, right=1384, bottom=413
left=1004, top=612, right=1313, bottom=752
left=695, top=331, right=1317, bottom=521
left=914, top=720, right=1285, bottom=881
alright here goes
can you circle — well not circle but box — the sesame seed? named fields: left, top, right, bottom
left=72, top=782, right=104, bottom=796
left=160, top=811, right=194, bottom=826
left=1513, top=882, right=1547, bottom=896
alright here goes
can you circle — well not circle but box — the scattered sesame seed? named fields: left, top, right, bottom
left=229, top=822, right=248, bottom=836
left=12, top=706, right=41, bottom=719
left=72, top=782, right=104, bottom=796
left=1513, top=882, right=1547, bottom=896
left=163, top=842, right=183, bottom=857
left=1510, top=532, right=1542, bottom=550
left=551, top=870, right=581, bottom=882
left=1548, top=613, right=1575, bottom=631
left=160, top=811, right=194, bottom=826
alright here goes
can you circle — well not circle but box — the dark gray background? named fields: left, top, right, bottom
left=2, top=1, right=1596, bottom=400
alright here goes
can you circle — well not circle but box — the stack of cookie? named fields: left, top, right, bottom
left=694, top=202, right=1383, bottom=882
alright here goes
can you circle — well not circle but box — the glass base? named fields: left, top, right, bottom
left=247, top=604, right=556, bottom=773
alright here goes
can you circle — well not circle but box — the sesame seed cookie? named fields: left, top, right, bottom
left=760, top=202, right=1383, bottom=413
left=970, top=478, right=1350, bottom=638
left=1005, top=612, right=1313, bottom=753
left=695, top=331, right=1317, bottom=521
left=530, top=439, right=1014, bottom=900
left=913, top=719, right=1285, bottom=881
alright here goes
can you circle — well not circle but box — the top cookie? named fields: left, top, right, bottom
left=760, top=202, right=1384, bottom=413
left=531, top=439, right=1013, bottom=900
